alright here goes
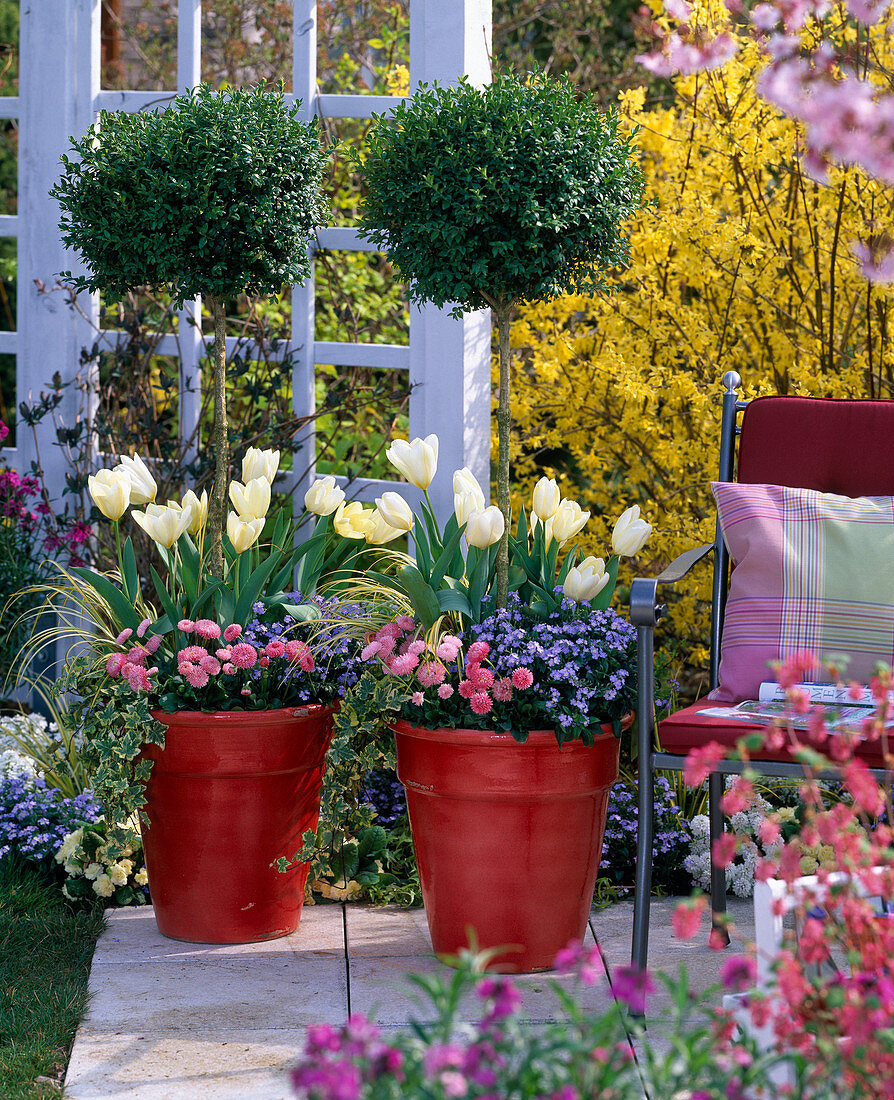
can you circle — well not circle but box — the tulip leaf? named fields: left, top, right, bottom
left=150, top=566, right=181, bottom=629
left=191, top=579, right=227, bottom=618
left=121, top=537, right=139, bottom=603
left=429, top=525, right=465, bottom=590
left=397, top=564, right=441, bottom=630
left=411, top=522, right=432, bottom=581
left=588, top=555, right=619, bottom=610
left=275, top=601, right=320, bottom=622
left=555, top=546, right=580, bottom=584
left=436, top=589, right=471, bottom=617
left=71, top=568, right=142, bottom=630
left=233, top=553, right=282, bottom=626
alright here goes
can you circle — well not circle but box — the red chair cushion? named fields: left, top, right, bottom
left=659, top=701, right=886, bottom=770
left=737, top=395, right=894, bottom=496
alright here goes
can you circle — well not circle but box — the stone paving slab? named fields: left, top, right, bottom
left=64, top=896, right=756, bottom=1099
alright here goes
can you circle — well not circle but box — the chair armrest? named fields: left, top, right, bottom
left=629, top=543, right=714, bottom=627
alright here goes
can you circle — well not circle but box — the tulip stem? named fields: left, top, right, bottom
left=494, top=303, right=513, bottom=609
left=207, top=295, right=228, bottom=582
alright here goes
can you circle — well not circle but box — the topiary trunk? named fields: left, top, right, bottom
left=494, top=304, right=513, bottom=609
left=207, top=295, right=228, bottom=580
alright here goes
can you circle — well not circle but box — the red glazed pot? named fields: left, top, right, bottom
left=142, top=706, right=333, bottom=944
left=393, top=718, right=624, bottom=973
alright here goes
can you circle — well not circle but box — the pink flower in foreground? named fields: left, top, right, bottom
left=223, top=623, right=242, bottom=642
left=411, top=691, right=424, bottom=705
left=721, top=777, right=755, bottom=815
left=230, top=642, right=258, bottom=670
left=712, top=832, right=739, bottom=868
left=124, top=663, right=153, bottom=692
left=361, top=641, right=382, bottom=661
left=194, top=619, right=222, bottom=640
left=683, top=741, right=726, bottom=787
left=720, top=954, right=756, bottom=992
left=417, top=661, right=446, bottom=687
left=200, top=655, right=221, bottom=676
left=259, top=655, right=270, bottom=668
left=183, top=665, right=210, bottom=689
left=470, top=691, right=493, bottom=715
left=611, top=966, right=655, bottom=1014
left=265, top=639, right=286, bottom=659
left=843, top=758, right=885, bottom=818
left=511, top=667, right=533, bottom=690
left=126, top=644, right=150, bottom=666
left=144, top=634, right=162, bottom=654
left=285, top=640, right=314, bottom=672
left=105, top=653, right=127, bottom=677
left=672, top=895, right=708, bottom=940
left=115, top=628, right=133, bottom=645
left=468, top=665, right=495, bottom=690
left=177, top=619, right=195, bottom=632
left=389, top=652, right=420, bottom=676
left=395, top=614, right=416, bottom=631
left=437, top=683, right=454, bottom=700
left=222, top=662, right=236, bottom=675
left=215, top=646, right=233, bottom=662
left=458, top=679, right=476, bottom=699
left=467, top=640, right=490, bottom=664
left=136, top=618, right=151, bottom=638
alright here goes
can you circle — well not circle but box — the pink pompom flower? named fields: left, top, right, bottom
left=136, top=618, right=151, bottom=638
left=222, top=662, right=237, bottom=676
left=437, top=683, right=454, bottom=700
left=223, top=624, right=242, bottom=642
left=467, top=640, right=490, bottom=664
left=436, top=635, right=463, bottom=662
left=115, top=628, right=133, bottom=645
left=493, top=678, right=513, bottom=702
left=178, top=645, right=208, bottom=663
left=200, top=655, right=221, bottom=676
left=511, top=667, right=533, bottom=690
left=124, top=663, right=153, bottom=692
left=468, top=665, right=495, bottom=690
left=177, top=619, right=195, bottom=632
left=470, top=691, right=493, bottom=715
left=417, top=661, right=446, bottom=687
left=265, top=640, right=286, bottom=659
left=361, top=641, right=382, bottom=661
left=458, top=679, right=476, bottom=699
left=144, top=634, right=162, bottom=654
left=194, top=619, right=222, bottom=640
left=259, top=655, right=270, bottom=668
left=411, top=691, right=425, bottom=706
left=395, top=615, right=416, bottom=631
left=230, top=642, right=258, bottom=670
left=105, top=653, right=127, bottom=677
left=183, top=665, right=210, bottom=689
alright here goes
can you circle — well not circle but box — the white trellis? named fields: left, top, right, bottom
left=7, top=0, right=492, bottom=531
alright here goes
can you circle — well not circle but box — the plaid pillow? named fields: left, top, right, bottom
left=710, top=482, right=894, bottom=702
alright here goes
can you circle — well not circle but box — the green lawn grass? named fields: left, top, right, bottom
left=0, top=857, right=105, bottom=1098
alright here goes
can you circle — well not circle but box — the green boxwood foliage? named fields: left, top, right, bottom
left=52, top=83, right=329, bottom=309
left=357, top=73, right=645, bottom=318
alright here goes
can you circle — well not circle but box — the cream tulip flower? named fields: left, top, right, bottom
left=375, top=491, right=414, bottom=532
left=453, top=468, right=486, bottom=526
left=180, top=489, right=208, bottom=535
left=227, top=511, right=265, bottom=553
left=563, top=557, right=610, bottom=603
left=229, top=477, right=271, bottom=521
left=531, top=476, right=560, bottom=521
left=116, top=453, right=157, bottom=505
left=465, top=506, right=505, bottom=549
left=242, top=446, right=280, bottom=484
left=386, top=435, right=438, bottom=490
left=612, top=505, right=652, bottom=557
left=88, top=467, right=131, bottom=521
left=132, top=503, right=191, bottom=548
left=550, top=499, right=590, bottom=544
left=333, top=500, right=377, bottom=540
left=304, top=476, right=345, bottom=516
left=365, top=508, right=405, bottom=545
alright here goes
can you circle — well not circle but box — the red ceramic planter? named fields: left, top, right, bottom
left=142, top=706, right=333, bottom=944
left=393, top=718, right=624, bottom=973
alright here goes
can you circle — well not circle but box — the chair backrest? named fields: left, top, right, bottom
left=708, top=377, right=894, bottom=687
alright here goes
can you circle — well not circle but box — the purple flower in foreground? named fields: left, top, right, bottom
left=611, top=965, right=656, bottom=1014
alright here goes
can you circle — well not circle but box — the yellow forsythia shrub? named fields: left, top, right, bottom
left=506, top=0, right=894, bottom=686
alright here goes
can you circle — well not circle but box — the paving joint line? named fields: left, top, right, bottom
left=342, top=903, right=352, bottom=1017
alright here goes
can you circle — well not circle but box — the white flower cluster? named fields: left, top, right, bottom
left=0, top=747, right=39, bottom=781
left=0, top=712, right=56, bottom=762
left=56, top=823, right=149, bottom=904
left=684, top=782, right=782, bottom=899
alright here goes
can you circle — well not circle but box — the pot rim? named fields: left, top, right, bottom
left=150, top=703, right=332, bottom=724
left=391, top=712, right=632, bottom=744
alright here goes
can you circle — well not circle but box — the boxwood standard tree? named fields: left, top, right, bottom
left=359, top=73, right=645, bottom=604
left=52, top=83, right=330, bottom=577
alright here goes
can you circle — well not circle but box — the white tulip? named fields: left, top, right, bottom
left=531, top=476, right=560, bottom=521
left=242, top=446, right=280, bottom=484
left=365, top=509, right=405, bottom=545
left=304, top=476, right=345, bottom=516
left=386, top=435, right=439, bottom=490
left=375, top=491, right=414, bottom=532
left=227, top=511, right=265, bottom=553
left=132, top=503, right=191, bottom=548
left=550, top=499, right=590, bottom=544
left=612, top=505, right=652, bottom=557
left=333, top=501, right=377, bottom=540
left=88, top=467, right=131, bottom=521
left=453, top=468, right=486, bottom=526
left=180, top=489, right=208, bottom=535
left=465, top=506, right=505, bottom=549
left=563, top=556, right=610, bottom=603
left=116, top=454, right=157, bottom=506
left=229, top=477, right=271, bottom=521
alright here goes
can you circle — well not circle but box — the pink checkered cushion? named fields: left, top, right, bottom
left=710, top=482, right=894, bottom=702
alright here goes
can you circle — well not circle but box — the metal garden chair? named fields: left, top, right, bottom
left=629, top=371, right=894, bottom=973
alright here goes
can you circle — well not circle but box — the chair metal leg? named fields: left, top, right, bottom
left=631, top=621, right=656, bottom=974
left=708, top=769, right=730, bottom=946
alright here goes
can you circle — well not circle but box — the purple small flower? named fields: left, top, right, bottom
left=610, top=966, right=655, bottom=1014
left=720, top=954, right=756, bottom=993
